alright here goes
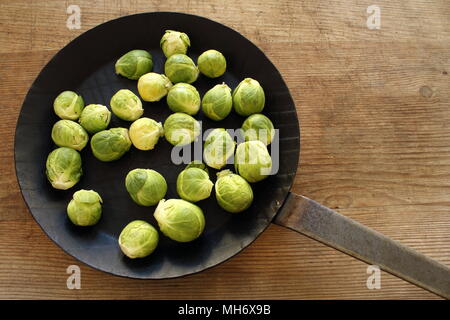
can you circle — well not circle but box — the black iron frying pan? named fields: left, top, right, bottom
left=14, top=12, right=449, bottom=298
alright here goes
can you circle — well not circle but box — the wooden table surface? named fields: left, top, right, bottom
left=1, top=0, right=449, bottom=300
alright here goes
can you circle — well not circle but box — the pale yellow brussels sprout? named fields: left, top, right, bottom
left=129, top=117, right=164, bottom=151
left=163, top=112, right=201, bottom=146
left=137, top=73, right=173, bottom=102
left=51, top=120, right=89, bottom=151
left=164, top=54, right=199, bottom=84
left=119, top=220, right=159, bottom=259
left=115, top=49, right=153, bottom=80
left=125, top=169, right=167, bottom=206
left=232, top=78, right=265, bottom=116
left=90, top=128, right=131, bottom=162
left=166, top=83, right=200, bottom=115
left=110, top=89, right=143, bottom=121
left=215, top=170, right=253, bottom=213
left=241, top=113, right=275, bottom=145
left=201, top=83, right=232, bottom=121
left=53, top=91, right=85, bottom=120
left=235, top=140, right=272, bottom=183
left=197, top=49, right=226, bottom=78
left=160, top=30, right=190, bottom=58
left=67, top=190, right=102, bottom=226
left=203, top=128, right=235, bottom=170
left=176, top=162, right=213, bottom=202
left=46, top=147, right=82, bottom=190
left=154, top=199, right=205, bottom=242
left=79, top=104, right=111, bottom=134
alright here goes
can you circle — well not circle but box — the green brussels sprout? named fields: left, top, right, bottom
left=197, top=50, right=226, bottom=78
left=235, top=140, right=272, bottom=183
left=67, top=190, right=102, bottom=226
left=115, top=49, right=153, bottom=80
left=164, top=54, right=199, bottom=84
left=137, top=72, right=173, bottom=102
left=110, top=89, right=143, bottom=121
left=51, top=120, right=89, bottom=151
left=241, top=113, right=275, bottom=145
left=232, top=78, right=265, bottom=116
left=129, top=117, right=164, bottom=151
left=166, top=83, right=200, bottom=115
left=201, top=83, right=233, bottom=121
left=53, top=91, right=85, bottom=120
left=160, top=30, right=190, bottom=58
left=176, top=162, right=213, bottom=202
left=163, top=112, right=201, bottom=146
left=90, top=128, right=131, bottom=162
left=45, top=147, right=82, bottom=190
left=203, top=128, right=236, bottom=170
left=125, top=169, right=167, bottom=206
left=154, top=199, right=205, bottom=242
left=79, top=104, right=111, bottom=134
left=119, top=220, right=159, bottom=259
left=215, top=170, right=253, bottom=213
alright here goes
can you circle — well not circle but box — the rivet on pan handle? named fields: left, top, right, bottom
left=274, top=193, right=450, bottom=299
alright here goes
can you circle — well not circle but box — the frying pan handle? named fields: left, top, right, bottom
left=274, top=193, right=450, bottom=299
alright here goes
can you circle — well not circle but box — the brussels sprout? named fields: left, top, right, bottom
left=241, top=113, right=275, bottom=145
left=129, top=117, right=164, bottom=151
left=53, top=91, right=85, bottom=120
left=235, top=140, right=272, bottom=183
left=79, top=104, right=111, bottom=134
left=164, top=54, right=199, bottom=84
left=90, top=128, right=131, bottom=162
left=67, top=190, right=102, bottom=226
left=45, top=147, right=82, bottom=190
left=215, top=170, right=253, bottom=213
left=154, top=199, right=205, bottom=242
left=125, top=169, right=167, bottom=206
left=119, top=220, right=159, bottom=259
left=110, top=89, right=143, bottom=121
left=115, top=50, right=153, bottom=80
left=201, top=83, right=232, bottom=121
left=137, top=73, right=173, bottom=102
left=203, top=128, right=235, bottom=170
left=177, top=162, right=213, bottom=202
left=197, top=50, right=226, bottom=78
left=163, top=112, right=201, bottom=146
left=166, top=83, right=200, bottom=115
left=160, top=30, right=190, bottom=58
left=232, top=78, right=265, bottom=116
left=51, top=120, right=89, bottom=151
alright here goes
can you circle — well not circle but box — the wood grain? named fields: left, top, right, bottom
left=0, top=0, right=449, bottom=299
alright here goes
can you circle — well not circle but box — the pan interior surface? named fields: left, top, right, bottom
left=14, top=12, right=300, bottom=279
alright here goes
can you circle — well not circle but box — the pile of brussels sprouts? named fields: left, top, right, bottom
left=45, top=30, right=275, bottom=259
